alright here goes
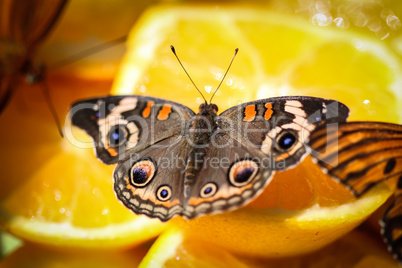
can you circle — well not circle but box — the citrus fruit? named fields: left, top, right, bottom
left=111, top=5, right=400, bottom=257
left=138, top=227, right=400, bottom=268
left=0, top=74, right=165, bottom=248
left=37, top=0, right=158, bottom=81
left=0, top=241, right=147, bottom=268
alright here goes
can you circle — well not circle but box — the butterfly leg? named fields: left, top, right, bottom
left=381, top=175, right=402, bottom=263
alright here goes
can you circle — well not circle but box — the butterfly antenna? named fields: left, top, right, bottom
left=39, top=81, right=64, bottom=137
left=210, top=48, right=239, bottom=104
left=50, top=35, right=127, bottom=70
left=170, top=45, right=207, bottom=104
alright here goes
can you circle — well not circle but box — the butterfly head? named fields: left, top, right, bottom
left=198, top=103, right=218, bottom=116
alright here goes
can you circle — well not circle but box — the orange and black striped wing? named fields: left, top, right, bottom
left=309, top=121, right=402, bottom=262
left=309, top=121, right=402, bottom=196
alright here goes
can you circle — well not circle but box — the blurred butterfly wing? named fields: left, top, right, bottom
left=309, top=122, right=402, bottom=196
left=0, top=0, right=67, bottom=112
left=70, top=95, right=195, bottom=164
left=0, top=0, right=68, bottom=51
left=382, top=190, right=402, bottom=262
left=309, top=121, right=402, bottom=262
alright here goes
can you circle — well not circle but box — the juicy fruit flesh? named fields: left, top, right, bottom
left=114, top=7, right=401, bottom=124
left=249, top=156, right=355, bottom=210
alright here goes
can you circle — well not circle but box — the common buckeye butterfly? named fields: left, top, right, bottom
left=70, top=47, right=402, bottom=263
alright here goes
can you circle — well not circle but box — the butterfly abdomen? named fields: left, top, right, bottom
left=183, top=104, right=219, bottom=199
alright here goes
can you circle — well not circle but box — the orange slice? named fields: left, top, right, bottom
left=0, top=241, right=147, bottom=268
left=138, top=227, right=400, bottom=267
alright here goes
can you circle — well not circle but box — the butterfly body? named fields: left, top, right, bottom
left=183, top=103, right=218, bottom=198
left=71, top=95, right=350, bottom=221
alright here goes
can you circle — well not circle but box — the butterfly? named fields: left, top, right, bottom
left=0, top=0, right=67, bottom=135
left=70, top=46, right=402, bottom=262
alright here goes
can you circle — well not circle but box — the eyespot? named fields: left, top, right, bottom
left=108, top=125, right=129, bottom=147
left=200, top=182, right=218, bottom=198
left=229, top=160, right=259, bottom=187
left=156, top=185, right=172, bottom=201
left=130, top=158, right=157, bottom=188
left=276, top=131, right=297, bottom=151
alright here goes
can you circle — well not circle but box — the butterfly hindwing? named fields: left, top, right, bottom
left=70, top=95, right=195, bottom=164
left=184, top=133, right=274, bottom=218
left=113, top=133, right=274, bottom=221
left=113, top=135, right=190, bottom=220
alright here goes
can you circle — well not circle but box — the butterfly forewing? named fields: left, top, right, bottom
left=71, top=96, right=195, bottom=164
left=219, top=96, right=350, bottom=170
left=308, top=121, right=402, bottom=262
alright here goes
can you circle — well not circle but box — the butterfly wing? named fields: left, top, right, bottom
left=70, top=95, right=195, bottom=164
left=182, top=133, right=274, bottom=218
left=382, top=190, right=402, bottom=263
left=0, top=0, right=68, bottom=52
left=0, top=0, right=67, bottom=113
left=308, top=121, right=402, bottom=262
left=308, top=122, right=402, bottom=196
left=113, top=135, right=191, bottom=220
left=218, top=96, right=350, bottom=170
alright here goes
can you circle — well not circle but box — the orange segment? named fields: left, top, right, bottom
left=112, top=5, right=400, bottom=258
